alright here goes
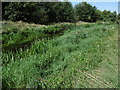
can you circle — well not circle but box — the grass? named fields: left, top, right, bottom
left=1, top=21, right=75, bottom=52
left=1, top=21, right=118, bottom=88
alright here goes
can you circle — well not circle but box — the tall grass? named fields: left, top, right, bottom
left=2, top=22, right=118, bottom=88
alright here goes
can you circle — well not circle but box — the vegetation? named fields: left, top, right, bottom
left=74, top=2, right=100, bottom=22
left=1, top=21, right=118, bottom=88
left=1, top=1, right=118, bottom=89
left=2, top=2, right=75, bottom=24
left=2, top=2, right=117, bottom=24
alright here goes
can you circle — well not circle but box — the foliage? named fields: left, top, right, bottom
left=74, top=2, right=100, bottom=22
left=2, top=22, right=118, bottom=88
left=2, top=2, right=117, bottom=24
left=1, top=21, right=76, bottom=52
left=3, top=2, right=38, bottom=22
left=102, top=10, right=117, bottom=22
left=2, top=2, right=75, bottom=24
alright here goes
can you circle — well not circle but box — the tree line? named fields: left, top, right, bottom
left=2, top=1, right=118, bottom=24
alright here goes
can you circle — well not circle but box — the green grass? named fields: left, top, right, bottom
left=2, top=21, right=118, bottom=88
left=1, top=21, right=75, bottom=52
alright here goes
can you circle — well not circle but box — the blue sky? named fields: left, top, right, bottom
left=71, top=2, right=118, bottom=13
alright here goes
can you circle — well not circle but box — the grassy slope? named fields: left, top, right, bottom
left=2, top=21, right=118, bottom=88
left=74, top=25, right=118, bottom=88
left=1, top=21, right=76, bottom=52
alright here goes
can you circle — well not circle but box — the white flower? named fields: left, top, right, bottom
left=97, top=45, right=99, bottom=47
left=112, top=27, right=114, bottom=29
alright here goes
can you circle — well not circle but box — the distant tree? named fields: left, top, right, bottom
left=61, top=1, right=75, bottom=22
left=109, top=11, right=117, bottom=22
left=2, top=2, right=117, bottom=24
left=2, top=2, right=39, bottom=22
left=2, top=2, right=54, bottom=24
left=31, top=7, right=48, bottom=24
left=95, top=9, right=104, bottom=21
left=54, top=1, right=75, bottom=23
left=118, top=14, right=120, bottom=20
left=102, top=10, right=117, bottom=22
left=37, top=1, right=75, bottom=23
left=117, top=13, right=120, bottom=24
left=40, top=2, right=58, bottom=24
left=102, top=10, right=111, bottom=21
left=2, top=2, right=10, bottom=20
left=74, top=2, right=99, bottom=22
left=90, top=6, right=101, bottom=22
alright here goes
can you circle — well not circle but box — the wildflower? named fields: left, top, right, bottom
left=112, top=27, right=114, bottom=29
left=97, top=45, right=99, bottom=47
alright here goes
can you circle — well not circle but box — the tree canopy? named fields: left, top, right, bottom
left=2, top=2, right=117, bottom=24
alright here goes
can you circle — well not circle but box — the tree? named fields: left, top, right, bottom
left=74, top=2, right=100, bottom=22
left=2, top=2, right=39, bottom=22
left=34, top=2, right=75, bottom=24
left=118, top=14, right=120, bottom=20
left=2, top=2, right=10, bottom=20
left=3, top=2, right=116, bottom=24
left=95, top=9, right=104, bottom=21
left=102, top=10, right=117, bottom=22
left=2, top=2, right=75, bottom=24
left=53, top=1, right=75, bottom=23
left=31, top=7, right=48, bottom=24
left=62, top=1, right=75, bottom=22
left=109, top=11, right=117, bottom=22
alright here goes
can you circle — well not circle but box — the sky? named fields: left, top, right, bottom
left=118, top=2, right=120, bottom=13
left=71, top=2, right=119, bottom=13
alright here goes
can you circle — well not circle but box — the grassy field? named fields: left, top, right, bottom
left=1, top=21, right=118, bottom=88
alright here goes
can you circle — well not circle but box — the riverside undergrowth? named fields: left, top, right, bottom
left=2, top=22, right=118, bottom=88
